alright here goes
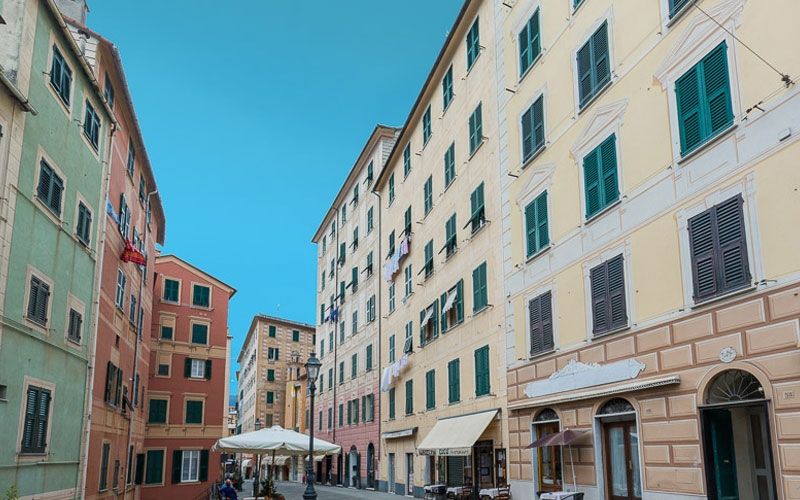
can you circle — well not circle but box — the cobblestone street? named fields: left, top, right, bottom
left=241, top=481, right=400, bottom=499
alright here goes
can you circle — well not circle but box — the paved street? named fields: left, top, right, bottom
left=241, top=480, right=400, bottom=499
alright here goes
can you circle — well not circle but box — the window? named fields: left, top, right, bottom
left=366, top=162, right=374, bottom=184
left=126, top=139, right=135, bottom=176
left=472, top=262, right=488, bottom=312
left=341, top=203, right=347, bottom=224
left=423, top=176, right=433, bottom=214
left=388, top=231, right=395, bottom=258
left=292, top=329, right=300, bottom=342
left=522, top=95, right=545, bottom=162
left=469, top=183, right=486, bottom=233
left=181, top=450, right=200, bottom=482
left=577, top=22, right=611, bottom=109
left=191, top=323, right=208, bottom=344
left=405, top=379, right=414, bottom=415
left=266, top=391, right=275, bottom=404
left=469, top=103, right=483, bottom=154
left=442, top=65, right=454, bottom=110
left=474, top=345, right=490, bottom=396
left=67, top=308, right=82, bottom=343
left=328, top=407, right=333, bottom=429
left=160, top=323, right=173, bottom=340
left=444, top=214, right=457, bottom=257
left=37, top=160, right=64, bottom=216
left=367, top=295, right=376, bottom=322
left=676, top=42, right=734, bottom=156
left=425, top=370, right=436, bottom=410
left=529, top=291, right=554, bottom=356
left=423, top=240, right=434, bottom=278
left=339, top=361, right=344, bottom=384
left=118, top=195, right=130, bottom=238
left=269, top=325, right=277, bottom=338
left=352, top=185, right=359, bottom=206
left=144, top=450, right=164, bottom=485
left=99, top=442, right=110, bottom=490
left=403, top=144, right=412, bottom=177
left=448, top=359, right=461, bottom=403
left=573, top=0, right=585, bottom=8
left=669, top=0, right=694, bottom=18
left=420, top=300, right=439, bottom=345
left=267, top=369, right=275, bottom=382
left=26, top=275, right=50, bottom=326
left=440, top=280, right=464, bottom=332
left=328, top=368, right=333, bottom=391
left=423, top=105, right=432, bottom=144
left=583, top=134, right=619, bottom=219
left=519, top=9, right=541, bottom=76
left=339, top=242, right=346, bottom=267
left=389, top=335, right=396, bottom=363
left=148, top=399, right=167, bottom=424
left=103, top=73, right=115, bottom=108
left=525, top=191, right=549, bottom=257
left=404, top=265, right=413, bottom=297
left=157, top=364, right=169, bottom=376
left=444, top=142, right=456, bottom=187
left=389, top=282, right=396, bottom=313
left=138, top=177, right=146, bottom=203
left=466, top=18, right=480, bottom=69
left=388, top=173, right=395, bottom=204
left=351, top=353, right=358, bottom=379
left=267, top=347, right=280, bottom=361
left=129, top=294, right=137, bottom=324
left=339, top=321, right=345, bottom=343
left=192, top=284, right=210, bottom=307
left=338, top=403, right=344, bottom=427
left=404, top=206, right=412, bottom=237
left=367, top=207, right=374, bottom=233
left=388, top=388, right=396, bottom=420
left=404, top=321, right=414, bottom=353
left=163, top=278, right=179, bottom=302
left=104, top=362, right=122, bottom=406
left=187, top=358, right=210, bottom=379
left=21, top=385, right=51, bottom=453
left=50, top=45, right=72, bottom=105
left=590, top=254, right=628, bottom=335
left=688, top=195, right=750, bottom=301
left=83, top=100, right=101, bottom=150
left=76, top=202, right=92, bottom=245
left=366, top=344, right=373, bottom=371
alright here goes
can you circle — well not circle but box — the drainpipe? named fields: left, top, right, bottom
left=332, top=209, right=340, bottom=457
left=77, top=121, right=117, bottom=499
left=122, top=188, right=157, bottom=499
left=370, top=189, right=383, bottom=486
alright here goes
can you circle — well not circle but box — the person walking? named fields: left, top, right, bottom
left=219, top=479, right=239, bottom=500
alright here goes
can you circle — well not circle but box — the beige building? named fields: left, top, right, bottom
left=374, top=0, right=508, bottom=495
left=312, top=125, right=399, bottom=489
left=236, top=315, right=315, bottom=433
left=493, top=0, right=800, bottom=499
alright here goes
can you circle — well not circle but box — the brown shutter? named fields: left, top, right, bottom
left=590, top=263, right=608, bottom=334
left=716, top=195, right=750, bottom=291
left=541, top=291, right=554, bottom=351
left=688, top=209, right=717, bottom=300
left=607, top=255, right=627, bottom=330
left=528, top=295, right=542, bottom=355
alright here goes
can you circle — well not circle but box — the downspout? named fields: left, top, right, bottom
left=370, top=189, right=382, bottom=470
left=332, top=210, right=340, bottom=447
left=77, top=121, right=117, bottom=499
left=122, top=188, right=157, bottom=499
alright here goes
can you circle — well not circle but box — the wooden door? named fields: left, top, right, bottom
left=604, top=420, right=642, bottom=500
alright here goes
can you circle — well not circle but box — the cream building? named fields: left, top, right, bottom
left=493, top=0, right=800, bottom=499
left=312, top=125, right=399, bottom=489
left=374, top=0, right=508, bottom=495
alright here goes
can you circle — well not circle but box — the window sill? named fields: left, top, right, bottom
left=466, top=51, right=482, bottom=77
left=468, top=138, right=487, bottom=160
left=525, top=245, right=551, bottom=264
left=472, top=305, right=490, bottom=318
left=584, top=199, right=622, bottom=226
left=518, top=53, right=543, bottom=84
left=47, top=81, right=72, bottom=117
left=665, top=1, right=697, bottom=28
left=529, top=348, right=556, bottom=361
left=691, top=283, right=756, bottom=310
left=677, top=124, right=737, bottom=165
left=578, top=79, right=613, bottom=115
left=521, top=144, right=546, bottom=170
left=469, top=220, right=489, bottom=239
left=592, top=324, right=630, bottom=340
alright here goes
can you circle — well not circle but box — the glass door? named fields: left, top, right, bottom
left=604, top=420, right=642, bottom=500
left=406, top=453, right=415, bottom=495
left=388, top=453, right=395, bottom=494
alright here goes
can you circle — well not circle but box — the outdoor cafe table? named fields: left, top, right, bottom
left=540, top=492, right=580, bottom=500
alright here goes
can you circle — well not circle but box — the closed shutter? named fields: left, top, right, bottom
left=599, top=135, right=619, bottom=206
left=184, top=358, right=192, bottom=378
left=456, top=280, right=464, bottom=323
left=676, top=65, right=702, bottom=154
left=135, top=453, right=145, bottom=485
left=405, top=379, right=413, bottom=415
left=528, top=294, right=542, bottom=355
left=521, top=106, right=534, bottom=161
left=607, top=255, right=628, bottom=330
left=591, top=255, right=627, bottom=334
left=37, top=163, right=52, bottom=202
left=105, top=362, right=114, bottom=403
left=532, top=95, right=544, bottom=154
left=21, top=387, right=38, bottom=451
left=577, top=42, right=593, bottom=105
left=518, top=21, right=530, bottom=75
left=474, top=346, right=490, bottom=396
left=583, top=148, right=601, bottom=218
left=199, top=450, right=209, bottom=482
left=592, top=23, right=610, bottom=89
left=590, top=263, right=608, bottom=334
left=426, top=370, right=435, bottom=409
left=703, top=43, right=733, bottom=137
left=171, top=450, right=182, bottom=484
left=525, top=191, right=549, bottom=257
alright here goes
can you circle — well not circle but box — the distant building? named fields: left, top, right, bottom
left=283, top=352, right=307, bottom=482
left=227, top=405, right=238, bottom=436
left=141, top=255, right=235, bottom=499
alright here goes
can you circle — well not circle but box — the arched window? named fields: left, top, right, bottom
left=705, top=369, right=764, bottom=404
left=535, top=408, right=559, bottom=422
left=533, top=408, right=561, bottom=492
left=598, top=397, right=635, bottom=415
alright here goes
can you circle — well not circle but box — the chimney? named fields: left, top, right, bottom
left=54, top=0, right=89, bottom=24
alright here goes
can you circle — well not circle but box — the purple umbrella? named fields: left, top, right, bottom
left=527, top=428, right=589, bottom=492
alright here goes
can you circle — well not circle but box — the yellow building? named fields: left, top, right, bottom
left=374, top=0, right=508, bottom=495
left=494, top=0, right=800, bottom=499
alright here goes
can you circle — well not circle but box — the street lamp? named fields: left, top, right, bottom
left=303, top=353, right=322, bottom=500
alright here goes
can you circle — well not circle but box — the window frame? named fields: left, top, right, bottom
left=35, top=156, right=66, bottom=218
left=25, top=270, right=53, bottom=330
left=524, top=190, right=550, bottom=259
left=466, top=17, right=481, bottom=70
left=518, top=7, right=542, bottom=79
left=47, top=41, right=73, bottom=110
left=468, top=103, right=484, bottom=155
left=162, top=277, right=181, bottom=304
left=573, top=17, right=614, bottom=113
left=18, top=379, right=54, bottom=455
left=581, top=243, right=635, bottom=341
left=191, top=283, right=212, bottom=309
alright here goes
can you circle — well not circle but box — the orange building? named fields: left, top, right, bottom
left=140, top=255, right=235, bottom=498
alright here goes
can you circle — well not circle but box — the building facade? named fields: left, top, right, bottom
left=237, top=314, right=315, bottom=433
left=312, top=125, right=399, bottom=489
left=283, top=353, right=307, bottom=482
left=494, top=0, right=800, bottom=499
left=141, top=255, right=235, bottom=499
left=57, top=14, right=169, bottom=500
left=0, top=1, right=113, bottom=497
left=374, top=0, right=508, bottom=496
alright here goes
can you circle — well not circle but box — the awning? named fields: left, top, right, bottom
left=241, top=459, right=252, bottom=468
left=417, top=409, right=498, bottom=456
left=420, top=307, right=434, bottom=329
left=509, top=375, right=681, bottom=411
left=382, top=427, right=417, bottom=440
left=442, top=289, right=458, bottom=313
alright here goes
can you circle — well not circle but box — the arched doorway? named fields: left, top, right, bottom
left=336, top=453, right=343, bottom=486
left=366, top=443, right=376, bottom=489
left=349, top=445, right=359, bottom=488
left=701, top=369, right=775, bottom=500
left=532, top=408, right=562, bottom=494
left=596, top=398, right=642, bottom=500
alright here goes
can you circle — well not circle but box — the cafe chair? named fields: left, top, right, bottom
left=459, top=485, right=473, bottom=499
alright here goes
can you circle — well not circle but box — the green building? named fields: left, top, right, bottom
left=0, top=1, right=113, bottom=497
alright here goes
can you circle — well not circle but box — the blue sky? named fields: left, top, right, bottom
left=88, top=1, right=462, bottom=394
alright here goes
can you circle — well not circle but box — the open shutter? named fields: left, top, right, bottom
left=536, top=192, right=549, bottom=249
left=205, top=360, right=212, bottom=380
left=22, top=388, right=37, bottom=450
left=456, top=280, right=464, bottom=323
left=590, top=263, right=608, bottom=334
left=607, top=255, right=628, bottom=330
left=419, top=310, right=425, bottom=346
left=592, top=23, right=610, bottom=89
left=715, top=195, right=750, bottom=292
left=528, top=295, right=543, bottom=355
left=440, top=292, right=448, bottom=332
left=135, top=453, right=145, bottom=485
left=184, top=358, right=192, bottom=378
left=577, top=41, right=593, bottom=105
left=27, top=278, right=39, bottom=320
left=37, top=164, right=51, bottom=201
left=541, top=291, right=554, bottom=351
left=600, top=135, right=619, bottom=206
left=676, top=65, right=703, bottom=154
left=104, top=362, right=114, bottom=403
left=199, top=450, right=209, bottom=482
left=702, top=42, right=733, bottom=136
left=36, top=389, right=50, bottom=450
left=583, top=149, right=601, bottom=218
left=688, top=209, right=717, bottom=299
left=171, top=450, right=182, bottom=484
left=532, top=95, right=544, bottom=153
left=521, top=106, right=533, bottom=160
left=115, top=369, right=123, bottom=407
left=35, top=281, right=50, bottom=324
left=525, top=201, right=537, bottom=256
left=432, top=299, right=439, bottom=338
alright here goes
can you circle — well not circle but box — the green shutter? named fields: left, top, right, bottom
left=171, top=450, right=182, bottom=484
left=474, top=346, right=490, bottom=396
left=440, top=292, right=449, bottom=332
left=448, top=359, right=460, bottom=403
left=676, top=65, right=703, bottom=154
left=426, top=370, right=436, bottom=410
left=583, top=148, right=601, bottom=218
left=456, top=280, right=464, bottom=323
left=405, top=379, right=413, bottom=415
left=599, top=135, right=619, bottom=207
left=472, top=262, right=487, bottom=312
left=145, top=450, right=163, bottom=484
left=525, top=191, right=549, bottom=257
left=388, top=388, right=395, bottom=419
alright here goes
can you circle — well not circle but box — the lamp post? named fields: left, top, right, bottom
left=303, top=353, right=322, bottom=500
left=254, top=418, right=262, bottom=499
